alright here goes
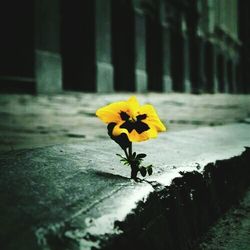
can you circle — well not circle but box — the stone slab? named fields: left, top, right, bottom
left=0, top=124, right=250, bottom=249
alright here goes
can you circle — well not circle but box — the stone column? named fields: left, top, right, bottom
left=189, top=34, right=198, bottom=93
left=160, top=0, right=172, bottom=92
left=189, top=35, right=205, bottom=94
left=212, top=43, right=219, bottom=93
left=35, top=0, right=62, bottom=93
left=95, top=0, right=114, bottom=92
left=145, top=0, right=162, bottom=92
left=223, top=54, right=229, bottom=93
left=111, top=0, right=133, bottom=91
left=161, top=25, right=173, bottom=92
left=204, top=40, right=214, bottom=93
left=217, top=51, right=225, bottom=93
left=182, top=16, right=191, bottom=93
left=133, top=0, right=147, bottom=92
left=197, top=36, right=207, bottom=93
left=186, top=0, right=201, bottom=94
left=231, top=60, right=238, bottom=93
left=227, top=57, right=238, bottom=94
left=227, top=59, right=233, bottom=93
left=168, top=6, right=184, bottom=93
left=204, top=40, right=223, bottom=93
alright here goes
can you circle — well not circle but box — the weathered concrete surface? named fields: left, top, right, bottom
left=0, top=124, right=250, bottom=250
left=0, top=93, right=250, bottom=152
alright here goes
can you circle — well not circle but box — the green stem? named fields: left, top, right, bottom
left=128, top=143, right=138, bottom=180
left=131, top=163, right=138, bottom=180
left=123, top=148, right=129, bottom=159
left=129, top=143, right=132, bottom=157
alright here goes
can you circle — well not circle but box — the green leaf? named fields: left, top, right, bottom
left=140, top=167, right=147, bottom=177
left=120, top=159, right=130, bottom=165
left=132, top=152, right=136, bottom=158
left=136, top=153, right=147, bottom=159
left=116, top=153, right=124, bottom=158
left=147, top=166, right=153, bottom=176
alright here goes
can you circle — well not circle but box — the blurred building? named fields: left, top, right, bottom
left=0, top=0, right=249, bottom=94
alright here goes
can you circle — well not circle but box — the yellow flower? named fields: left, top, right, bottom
left=96, top=96, right=166, bottom=142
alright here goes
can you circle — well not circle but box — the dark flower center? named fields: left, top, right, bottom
left=119, top=111, right=149, bottom=134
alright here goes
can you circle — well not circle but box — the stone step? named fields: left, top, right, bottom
left=0, top=123, right=250, bottom=250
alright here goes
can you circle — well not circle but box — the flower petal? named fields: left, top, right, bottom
left=139, top=104, right=166, bottom=132
left=112, top=122, right=129, bottom=137
left=123, top=96, right=140, bottom=120
left=127, top=126, right=158, bottom=142
left=96, top=101, right=129, bottom=124
left=127, top=96, right=140, bottom=110
left=112, top=121, right=158, bottom=142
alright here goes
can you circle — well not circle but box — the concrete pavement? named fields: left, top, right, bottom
left=0, top=123, right=250, bottom=250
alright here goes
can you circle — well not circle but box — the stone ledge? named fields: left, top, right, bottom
left=0, top=124, right=250, bottom=250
